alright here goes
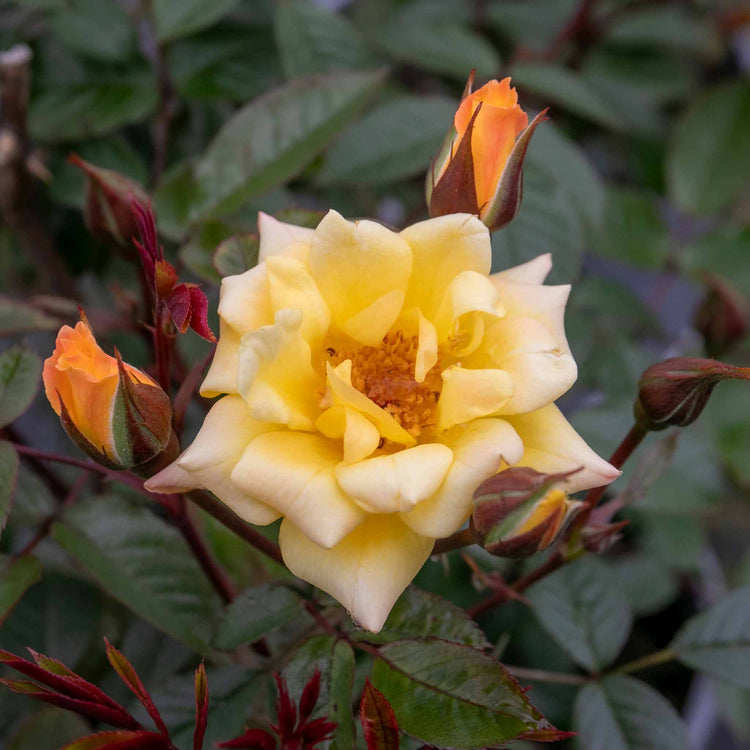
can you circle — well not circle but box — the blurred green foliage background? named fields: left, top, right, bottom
left=0, top=0, right=748, bottom=748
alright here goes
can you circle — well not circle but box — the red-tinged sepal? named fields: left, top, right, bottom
left=360, top=680, right=399, bottom=750
left=694, top=272, right=749, bottom=357
left=69, top=155, right=149, bottom=250
left=580, top=520, right=630, bottom=554
left=480, top=108, right=548, bottom=231
left=105, top=639, right=169, bottom=738
left=428, top=103, right=481, bottom=218
left=113, top=353, right=176, bottom=471
left=60, top=730, right=171, bottom=750
left=131, top=198, right=162, bottom=288
left=194, top=663, right=208, bottom=750
left=217, top=728, right=276, bottom=750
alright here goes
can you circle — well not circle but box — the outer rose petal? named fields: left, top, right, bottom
left=506, top=404, right=621, bottom=493
left=231, top=431, right=366, bottom=549
left=201, top=320, right=240, bottom=397
left=468, top=316, right=577, bottom=414
left=279, top=514, right=434, bottom=633
left=237, top=309, right=323, bottom=430
left=308, top=210, right=412, bottom=343
left=492, top=253, right=552, bottom=285
left=400, top=418, right=523, bottom=539
left=334, top=443, right=454, bottom=514
left=490, top=275, right=572, bottom=355
left=217, top=264, right=274, bottom=336
left=258, top=212, right=314, bottom=262
left=437, top=366, right=514, bottom=430
left=400, top=214, right=490, bottom=321
left=147, top=396, right=281, bottom=524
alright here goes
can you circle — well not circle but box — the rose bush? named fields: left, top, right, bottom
left=147, top=209, right=618, bottom=632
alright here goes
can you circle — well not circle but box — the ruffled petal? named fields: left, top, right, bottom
left=491, top=275, right=572, bottom=355
left=217, top=264, right=273, bottom=335
left=144, top=457, right=196, bottom=493
left=316, top=405, right=381, bottom=464
left=325, top=362, right=416, bottom=447
left=237, top=309, right=323, bottom=429
left=339, top=289, right=405, bottom=347
left=168, top=395, right=280, bottom=524
left=400, top=214, right=491, bottom=321
left=492, top=253, right=552, bottom=285
left=279, top=514, right=434, bottom=633
left=257, top=211, right=314, bottom=262
left=437, top=365, right=514, bottom=430
left=231, top=431, right=366, bottom=548
left=400, top=418, right=523, bottom=538
left=507, top=404, right=621, bottom=493
left=467, top=316, right=577, bottom=414
left=335, top=443, right=453, bottom=513
left=265, top=256, right=330, bottom=345
left=200, top=320, right=240, bottom=397
left=308, top=210, right=412, bottom=342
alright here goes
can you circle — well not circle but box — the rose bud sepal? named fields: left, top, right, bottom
left=634, top=357, right=750, bottom=431
left=471, top=467, right=584, bottom=558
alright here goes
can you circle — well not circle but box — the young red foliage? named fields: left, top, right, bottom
left=360, top=680, right=400, bottom=750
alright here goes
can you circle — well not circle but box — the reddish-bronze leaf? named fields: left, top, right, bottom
left=218, top=728, right=276, bottom=749
left=360, top=679, right=399, bottom=750
left=187, top=286, right=217, bottom=342
left=298, top=669, right=322, bottom=723
left=194, top=662, right=209, bottom=750
left=60, top=730, right=170, bottom=750
left=105, top=639, right=169, bottom=737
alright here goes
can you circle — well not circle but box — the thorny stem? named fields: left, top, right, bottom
left=172, top=345, right=215, bottom=436
left=153, top=302, right=173, bottom=395
left=612, top=648, right=676, bottom=675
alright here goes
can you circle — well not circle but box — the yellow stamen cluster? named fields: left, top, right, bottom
left=327, top=331, right=442, bottom=437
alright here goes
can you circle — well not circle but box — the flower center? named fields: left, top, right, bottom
left=326, top=331, right=442, bottom=437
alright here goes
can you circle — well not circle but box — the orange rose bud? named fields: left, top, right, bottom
left=43, top=315, right=175, bottom=470
left=471, top=467, right=583, bottom=558
left=69, top=154, right=149, bottom=250
left=634, top=357, right=750, bottom=432
left=427, top=73, right=546, bottom=231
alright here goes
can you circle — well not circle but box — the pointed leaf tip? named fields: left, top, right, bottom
left=361, top=680, right=399, bottom=750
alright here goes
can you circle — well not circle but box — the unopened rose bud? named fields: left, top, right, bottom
left=43, top=315, right=176, bottom=471
left=634, top=357, right=750, bottom=432
left=427, top=72, right=546, bottom=232
left=471, top=467, right=583, bottom=558
left=69, top=154, right=149, bottom=250
left=693, top=273, right=749, bottom=357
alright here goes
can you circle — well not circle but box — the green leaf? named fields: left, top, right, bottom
left=6, top=707, right=90, bottom=750
left=30, top=80, right=157, bottom=142
left=275, top=0, right=376, bottom=78
left=511, top=63, right=623, bottom=131
left=153, top=0, right=239, bottom=43
left=595, top=188, right=671, bottom=269
left=682, top=226, right=750, bottom=297
left=0, top=346, right=41, bottom=428
left=0, top=297, right=61, bottom=336
left=328, top=640, right=356, bottom=750
left=376, top=15, right=500, bottom=81
left=527, top=557, right=633, bottom=672
left=48, top=0, right=134, bottom=63
left=319, top=95, right=457, bottom=185
left=714, top=679, right=750, bottom=741
left=214, top=584, right=303, bottom=649
left=371, top=639, right=558, bottom=748
left=487, top=0, right=578, bottom=54
left=0, top=555, right=42, bottom=627
left=52, top=495, right=221, bottom=653
left=612, top=555, right=680, bottom=618
left=213, top=233, right=260, bottom=277
left=0, top=441, right=19, bottom=537
left=491, top=161, right=586, bottom=284
left=574, top=675, right=689, bottom=750
left=152, top=161, right=199, bottom=242
left=670, top=586, right=750, bottom=687
left=365, top=587, right=490, bottom=648
left=191, top=68, right=386, bottom=220
left=667, top=80, right=750, bottom=214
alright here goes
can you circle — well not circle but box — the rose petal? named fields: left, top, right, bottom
left=437, top=366, right=514, bottom=430
left=278, top=514, right=434, bottom=633
left=492, top=253, right=552, bottom=285
left=335, top=443, right=453, bottom=513
left=217, top=264, right=273, bottom=336
left=316, top=405, right=381, bottom=464
left=200, top=320, right=240, bottom=397
left=231, top=431, right=366, bottom=548
left=257, top=211, right=314, bottom=262
left=400, top=417, right=523, bottom=538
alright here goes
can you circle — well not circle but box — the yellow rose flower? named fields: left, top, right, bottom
left=147, top=210, right=618, bottom=632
